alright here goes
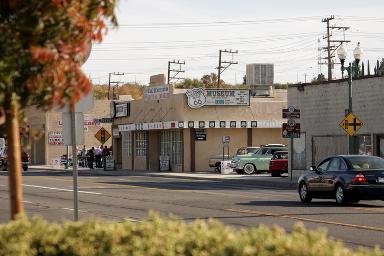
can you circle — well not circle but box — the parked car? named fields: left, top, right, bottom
left=231, top=144, right=287, bottom=174
left=298, top=155, right=384, bottom=204
left=269, top=151, right=288, bottom=177
left=0, top=147, right=30, bottom=171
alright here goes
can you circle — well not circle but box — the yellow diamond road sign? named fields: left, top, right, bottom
left=339, top=112, right=363, bottom=136
left=95, top=127, right=111, bottom=145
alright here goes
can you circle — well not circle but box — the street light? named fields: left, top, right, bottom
left=337, top=42, right=363, bottom=154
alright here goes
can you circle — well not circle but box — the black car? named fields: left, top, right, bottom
left=298, top=155, right=384, bottom=204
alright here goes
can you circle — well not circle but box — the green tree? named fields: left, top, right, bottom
left=175, top=78, right=204, bottom=89
left=311, top=73, right=326, bottom=83
left=201, top=73, right=225, bottom=88
left=0, top=0, right=117, bottom=219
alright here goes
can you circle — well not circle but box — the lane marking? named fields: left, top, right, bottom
left=224, top=208, right=384, bottom=233
left=23, top=200, right=33, bottom=204
left=61, top=208, right=87, bottom=213
left=124, top=217, right=140, bottom=222
left=23, top=184, right=102, bottom=195
left=352, top=207, right=384, bottom=213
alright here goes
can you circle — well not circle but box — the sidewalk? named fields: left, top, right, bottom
left=28, top=165, right=299, bottom=188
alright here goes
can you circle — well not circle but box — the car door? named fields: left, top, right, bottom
left=307, top=158, right=331, bottom=194
left=322, top=157, right=341, bottom=194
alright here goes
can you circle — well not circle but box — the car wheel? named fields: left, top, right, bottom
left=335, top=184, right=348, bottom=205
left=299, top=182, right=312, bottom=203
left=243, top=164, right=255, bottom=175
left=271, top=171, right=281, bottom=177
left=235, top=169, right=244, bottom=174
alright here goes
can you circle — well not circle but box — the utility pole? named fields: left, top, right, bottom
left=217, top=49, right=238, bottom=88
left=321, top=16, right=351, bottom=81
left=108, top=72, right=125, bottom=100
left=167, top=60, right=185, bottom=84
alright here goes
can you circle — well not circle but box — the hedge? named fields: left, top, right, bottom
left=0, top=214, right=382, bottom=256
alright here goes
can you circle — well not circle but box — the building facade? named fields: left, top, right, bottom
left=27, top=100, right=112, bottom=165
left=288, top=76, right=384, bottom=175
left=112, top=87, right=288, bottom=172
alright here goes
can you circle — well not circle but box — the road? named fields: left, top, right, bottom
left=0, top=170, right=384, bottom=249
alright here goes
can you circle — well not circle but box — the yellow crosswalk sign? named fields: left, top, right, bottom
left=339, top=112, right=363, bottom=136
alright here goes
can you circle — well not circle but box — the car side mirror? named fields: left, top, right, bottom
left=310, top=166, right=317, bottom=172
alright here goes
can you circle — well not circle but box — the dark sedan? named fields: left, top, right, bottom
left=298, top=155, right=384, bottom=204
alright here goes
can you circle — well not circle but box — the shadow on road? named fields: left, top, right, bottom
left=238, top=200, right=384, bottom=209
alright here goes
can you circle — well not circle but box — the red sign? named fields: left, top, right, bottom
left=282, top=123, right=301, bottom=138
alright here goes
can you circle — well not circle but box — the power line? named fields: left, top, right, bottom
left=167, top=60, right=185, bottom=84
left=321, top=15, right=351, bottom=81
left=108, top=72, right=125, bottom=100
left=217, top=49, right=238, bottom=88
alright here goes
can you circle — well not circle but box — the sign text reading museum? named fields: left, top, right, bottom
left=186, top=88, right=250, bottom=108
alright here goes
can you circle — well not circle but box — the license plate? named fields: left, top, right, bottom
left=378, top=177, right=384, bottom=183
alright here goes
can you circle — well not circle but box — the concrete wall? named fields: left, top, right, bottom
left=288, top=76, right=384, bottom=168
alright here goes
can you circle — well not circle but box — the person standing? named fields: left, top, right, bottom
left=102, top=145, right=109, bottom=169
left=95, top=146, right=102, bottom=168
left=80, top=145, right=87, bottom=167
left=88, top=147, right=95, bottom=169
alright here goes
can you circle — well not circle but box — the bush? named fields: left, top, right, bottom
left=0, top=214, right=382, bottom=256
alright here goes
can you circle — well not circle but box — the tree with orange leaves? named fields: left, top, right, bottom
left=0, top=0, right=117, bottom=220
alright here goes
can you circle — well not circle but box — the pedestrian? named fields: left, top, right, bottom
left=80, top=145, right=87, bottom=167
left=88, top=147, right=95, bottom=169
left=95, top=146, right=102, bottom=168
left=102, top=145, right=109, bottom=169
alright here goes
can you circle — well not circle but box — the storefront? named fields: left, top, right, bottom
left=112, top=86, right=288, bottom=172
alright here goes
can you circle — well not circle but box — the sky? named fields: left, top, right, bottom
left=82, top=0, right=384, bottom=86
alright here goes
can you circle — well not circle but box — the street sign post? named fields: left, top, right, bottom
left=282, top=106, right=301, bottom=183
left=339, top=112, right=363, bottom=136
left=222, top=135, right=230, bottom=161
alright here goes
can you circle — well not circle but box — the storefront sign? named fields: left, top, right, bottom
left=159, top=155, right=170, bottom=171
left=186, top=88, right=250, bottom=108
left=144, top=84, right=170, bottom=101
left=115, top=102, right=130, bottom=118
left=48, top=132, right=64, bottom=145
left=195, top=129, right=207, bottom=141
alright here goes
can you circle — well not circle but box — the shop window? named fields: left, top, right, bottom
left=160, top=130, right=183, bottom=165
left=357, top=135, right=372, bottom=156
left=135, top=132, right=148, bottom=157
left=122, top=132, right=132, bottom=157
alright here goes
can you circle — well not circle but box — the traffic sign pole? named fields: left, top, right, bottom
left=70, top=105, right=79, bottom=221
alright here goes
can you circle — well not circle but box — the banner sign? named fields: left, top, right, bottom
left=186, top=88, right=250, bottom=108
left=144, top=84, right=170, bottom=101
left=48, top=132, right=64, bottom=145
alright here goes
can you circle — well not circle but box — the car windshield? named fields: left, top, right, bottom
left=236, top=147, right=259, bottom=155
left=346, top=156, right=384, bottom=170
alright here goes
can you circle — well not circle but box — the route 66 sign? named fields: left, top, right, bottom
left=186, top=88, right=207, bottom=108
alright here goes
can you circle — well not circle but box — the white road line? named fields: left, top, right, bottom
left=23, top=201, right=33, bottom=204
left=124, top=218, right=140, bottom=222
left=23, top=184, right=102, bottom=195
left=61, top=208, right=87, bottom=213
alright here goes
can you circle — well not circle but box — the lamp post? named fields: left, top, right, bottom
left=337, top=42, right=363, bottom=154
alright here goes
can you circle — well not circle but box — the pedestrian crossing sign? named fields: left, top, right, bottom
left=339, top=112, right=363, bottom=136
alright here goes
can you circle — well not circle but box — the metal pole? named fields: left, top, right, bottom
left=217, top=50, right=222, bottom=88
left=290, top=137, right=293, bottom=183
left=70, top=104, right=79, bottom=221
left=347, top=63, right=354, bottom=154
